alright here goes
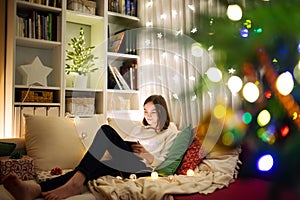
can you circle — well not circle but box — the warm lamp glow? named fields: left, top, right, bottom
left=227, top=4, right=243, bottom=21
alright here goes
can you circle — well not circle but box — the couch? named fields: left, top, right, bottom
left=0, top=115, right=299, bottom=200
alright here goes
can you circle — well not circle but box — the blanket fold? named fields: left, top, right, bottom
left=88, top=147, right=241, bottom=200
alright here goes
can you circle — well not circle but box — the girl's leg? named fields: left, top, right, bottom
left=38, top=125, right=150, bottom=199
left=94, top=125, right=152, bottom=175
left=38, top=125, right=127, bottom=199
left=2, top=173, right=42, bottom=200
left=38, top=125, right=122, bottom=192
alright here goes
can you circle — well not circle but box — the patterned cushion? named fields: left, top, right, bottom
left=176, top=136, right=203, bottom=175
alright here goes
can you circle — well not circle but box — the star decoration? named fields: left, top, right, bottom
left=145, top=39, right=151, bottom=46
left=18, top=56, right=52, bottom=86
left=228, top=68, right=236, bottom=74
left=175, top=30, right=182, bottom=36
left=191, top=27, right=197, bottom=33
left=157, top=32, right=163, bottom=39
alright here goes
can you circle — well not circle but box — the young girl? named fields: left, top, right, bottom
left=3, top=95, right=179, bottom=200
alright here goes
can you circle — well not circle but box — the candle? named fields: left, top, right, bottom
left=186, top=169, right=195, bottom=176
left=151, top=171, right=159, bottom=179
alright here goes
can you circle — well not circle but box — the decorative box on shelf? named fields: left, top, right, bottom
left=66, top=97, right=95, bottom=115
left=0, top=156, right=35, bottom=183
left=17, top=90, right=53, bottom=103
left=67, top=0, right=96, bottom=15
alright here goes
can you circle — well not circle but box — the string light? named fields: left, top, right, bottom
left=151, top=171, right=159, bottom=179
left=129, top=174, right=137, bottom=180
left=186, top=169, right=195, bottom=176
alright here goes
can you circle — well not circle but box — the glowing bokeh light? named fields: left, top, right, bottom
left=186, top=169, right=195, bottom=176
left=227, top=75, right=243, bottom=93
left=254, top=28, right=263, bottom=33
left=240, top=28, right=248, bottom=38
left=257, top=109, right=271, bottom=127
left=293, top=61, right=300, bottom=85
left=213, top=104, right=226, bottom=119
left=222, top=131, right=235, bottom=146
left=280, top=125, right=290, bottom=137
left=242, top=112, right=252, bottom=124
left=243, top=19, right=251, bottom=29
left=191, top=43, right=203, bottom=57
left=242, top=82, right=260, bottom=103
left=264, top=91, right=272, bottom=99
left=276, top=71, right=294, bottom=96
left=151, top=171, right=158, bottom=179
left=226, top=4, right=243, bottom=21
left=257, top=154, right=274, bottom=172
left=206, top=67, right=222, bottom=82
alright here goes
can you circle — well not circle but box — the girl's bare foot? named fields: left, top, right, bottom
left=42, top=171, right=85, bottom=199
left=2, top=173, right=41, bottom=200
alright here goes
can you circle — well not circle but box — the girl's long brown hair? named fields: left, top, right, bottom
left=142, top=95, right=170, bottom=131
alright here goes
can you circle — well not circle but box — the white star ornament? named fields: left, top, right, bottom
left=18, top=56, right=53, bottom=86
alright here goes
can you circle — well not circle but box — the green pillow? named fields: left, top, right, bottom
left=0, top=142, right=16, bottom=156
left=156, top=124, right=193, bottom=176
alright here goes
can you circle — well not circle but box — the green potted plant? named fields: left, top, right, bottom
left=65, top=27, right=98, bottom=88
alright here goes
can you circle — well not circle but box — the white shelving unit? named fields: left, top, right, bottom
left=4, top=0, right=142, bottom=137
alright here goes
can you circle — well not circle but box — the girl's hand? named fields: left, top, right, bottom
left=132, top=142, right=154, bottom=164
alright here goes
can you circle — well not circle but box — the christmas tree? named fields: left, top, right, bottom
left=192, top=0, right=300, bottom=196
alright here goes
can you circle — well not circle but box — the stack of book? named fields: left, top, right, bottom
left=16, top=11, right=59, bottom=41
left=108, top=0, right=138, bottom=17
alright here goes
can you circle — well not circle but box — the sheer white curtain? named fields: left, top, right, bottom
left=136, top=0, right=227, bottom=129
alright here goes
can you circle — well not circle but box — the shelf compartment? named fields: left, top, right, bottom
left=15, top=87, right=61, bottom=104
left=16, top=37, right=61, bottom=49
left=108, top=11, right=140, bottom=28
left=17, top=1, right=62, bottom=12
left=106, top=90, right=140, bottom=111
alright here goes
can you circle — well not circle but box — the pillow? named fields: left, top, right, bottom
left=156, top=124, right=193, bottom=176
left=24, top=115, right=86, bottom=171
left=176, top=136, right=203, bottom=175
left=0, top=142, right=16, bottom=156
left=108, top=118, right=141, bottom=139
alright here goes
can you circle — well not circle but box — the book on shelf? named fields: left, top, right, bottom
left=120, top=60, right=138, bottom=90
left=108, top=31, right=125, bottom=53
left=108, top=64, right=122, bottom=89
left=108, top=29, right=137, bottom=54
left=112, top=66, right=130, bottom=90
left=16, top=11, right=59, bottom=41
left=108, top=0, right=137, bottom=16
left=108, top=64, right=131, bottom=90
left=20, top=0, right=61, bottom=8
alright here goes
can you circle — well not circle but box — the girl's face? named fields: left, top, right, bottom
left=144, top=102, right=159, bottom=129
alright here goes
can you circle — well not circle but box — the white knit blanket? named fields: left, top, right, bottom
left=87, top=148, right=241, bottom=200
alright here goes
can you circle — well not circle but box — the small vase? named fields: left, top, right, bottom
left=66, top=72, right=88, bottom=89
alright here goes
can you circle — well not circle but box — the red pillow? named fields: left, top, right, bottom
left=176, top=136, right=203, bottom=175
